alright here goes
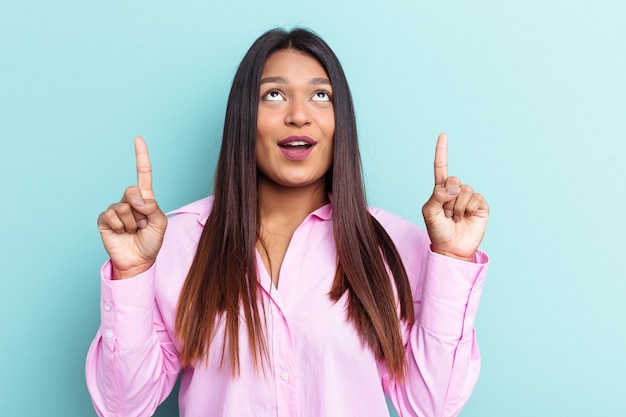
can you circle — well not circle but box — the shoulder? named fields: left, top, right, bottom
left=166, top=195, right=214, bottom=224
left=367, top=206, right=431, bottom=269
left=367, top=206, right=429, bottom=245
left=159, top=196, right=213, bottom=246
left=153, top=197, right=214, bottom=320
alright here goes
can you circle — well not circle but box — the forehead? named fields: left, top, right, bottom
left=261, top=49, right=330, bottom=81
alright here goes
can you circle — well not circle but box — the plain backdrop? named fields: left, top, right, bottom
left=1, top=1, right=624, bottom=416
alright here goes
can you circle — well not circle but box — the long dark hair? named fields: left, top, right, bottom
left=175, top=28, right=414, bottom=379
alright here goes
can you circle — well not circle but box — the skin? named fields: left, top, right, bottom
left=423, top=133, right=489, bottom=262
left=256, top=50, right=335, bottom=192
left=97, top=136, right=167, bottom=280
left=254, top=50, right=336, bottom=285
left=98, top=57, right=488, bottom=281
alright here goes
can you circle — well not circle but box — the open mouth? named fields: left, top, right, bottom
left=278, top=136, right=316, bottom=161
left=279, top=141, right=313, bottom=150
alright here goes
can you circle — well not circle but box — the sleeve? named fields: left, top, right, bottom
left=383, top=247, right=489, bottom=417
left=85, top=261, right=181, bottom=417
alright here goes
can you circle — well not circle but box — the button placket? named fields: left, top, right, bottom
left=270, top=302, right=299, bottom=416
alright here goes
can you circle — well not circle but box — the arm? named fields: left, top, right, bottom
left=87, top=137, right=175, bottom=416
left=384, top=249, right=488, bottom=417
left=85, top=263, right=181, bottom=417
left=385, top=133, right=490, bottom=416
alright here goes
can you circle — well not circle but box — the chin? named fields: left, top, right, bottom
left=278, top=176, right=325, bottom=189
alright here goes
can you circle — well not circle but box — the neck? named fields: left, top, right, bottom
left=257, top=175, right=329, bottom=228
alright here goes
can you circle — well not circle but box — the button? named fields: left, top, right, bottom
left=280, top=372, right=290, bottom=381
left=105, top=329, right=114, bottom=339
left=104, top=304, right=112, bottom=312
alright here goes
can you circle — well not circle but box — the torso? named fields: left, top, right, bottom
left=257, top=225, right=297, bottom=287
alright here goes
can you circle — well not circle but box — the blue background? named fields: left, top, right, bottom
left=1, top=1, right=624, bottom=416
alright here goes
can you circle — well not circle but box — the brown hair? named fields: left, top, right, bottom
left=175, top=28, right=414, bottom=379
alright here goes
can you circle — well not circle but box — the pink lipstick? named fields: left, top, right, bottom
left=278, top=136, right=316, bottom=161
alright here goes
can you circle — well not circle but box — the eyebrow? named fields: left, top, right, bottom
left=260, top=76, right=331, bottom=85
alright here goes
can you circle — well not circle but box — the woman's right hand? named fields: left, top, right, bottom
left=97, top=136, right=168, bottom=280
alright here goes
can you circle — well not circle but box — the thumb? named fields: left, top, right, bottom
left=422, top=185, right=460, bottom=218
left=430, top=184, right=461, bottom=205
left=129, top=197, right=167, bottom=229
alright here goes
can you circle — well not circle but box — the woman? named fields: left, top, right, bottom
left=86, top=28, right=489, bottom=417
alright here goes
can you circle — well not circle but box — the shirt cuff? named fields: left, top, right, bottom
left=418, top=248, right=489, bottom=337
left=99, top=260, right=157, bottom=350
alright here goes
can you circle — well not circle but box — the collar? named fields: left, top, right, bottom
left=191, top=194, right=334, bottom=226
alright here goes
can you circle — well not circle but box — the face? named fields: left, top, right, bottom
left=256, top=49, right=335, bottom=190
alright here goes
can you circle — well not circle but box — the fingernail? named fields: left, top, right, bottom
left=445, top=210, right=453, bottom=218
left=133, top=198, right=145, bottom=207
left=453, top=215, right=461, bottom=222
left=138, top=219, right=148, bottom=229
left=447, top=187, right=460, bottom=196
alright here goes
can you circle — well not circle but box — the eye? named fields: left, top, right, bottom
left=311, top=90, right=332, bottom=102
left=262, top=89, right=285, bottom=102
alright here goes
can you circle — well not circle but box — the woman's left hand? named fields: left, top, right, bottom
left=422, top=133, right=489, bottom=262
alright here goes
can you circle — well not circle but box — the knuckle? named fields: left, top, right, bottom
left=125, top=222, right=138, bottom=233
left=123, top=185, right=139, bottom=198
left=473, top=193, right=486, bottom=206
left=137, top=165, right=152, bottom=175
left=116, top=203, right=132, bottom=216
left=103, top=208, right=118, bottom=222
left=99, top=210, right=122, bottom=231
left=144, top=199, right=157, bottom=209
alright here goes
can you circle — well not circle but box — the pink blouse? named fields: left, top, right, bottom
left=86, top=196, right=488, bottom=417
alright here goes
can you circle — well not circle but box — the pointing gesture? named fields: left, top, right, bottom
left=422, top=133, right=489, bottom=261
left=135, top=136, right=155, bottom=201
left=97, top=137, right=167, bottom=279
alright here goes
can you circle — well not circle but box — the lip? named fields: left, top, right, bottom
left=278, top=135, right=317, bottom=162
left=278, top=135, right=317, bottom=146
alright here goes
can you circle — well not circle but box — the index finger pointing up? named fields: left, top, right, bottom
left=434, top=133, right=448, bottom=186
left=134, top=136, right=154, bottom=199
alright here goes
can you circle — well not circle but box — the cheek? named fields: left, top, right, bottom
left=256, top=118, right=277, bottom=151
left=256, top=117, right=268, bottom=139
left=314, top=111, right=335, bottom=137
left=256, top=107, right=277, bottom=137
left=326, top=113, right=336, bottom=136
left=326, top=126, right=336, bottom=151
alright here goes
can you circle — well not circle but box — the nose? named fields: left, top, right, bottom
left=285, top=99, right=311, bottom=127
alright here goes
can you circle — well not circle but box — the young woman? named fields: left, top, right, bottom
left=86, top=28, right=489, bottom=417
